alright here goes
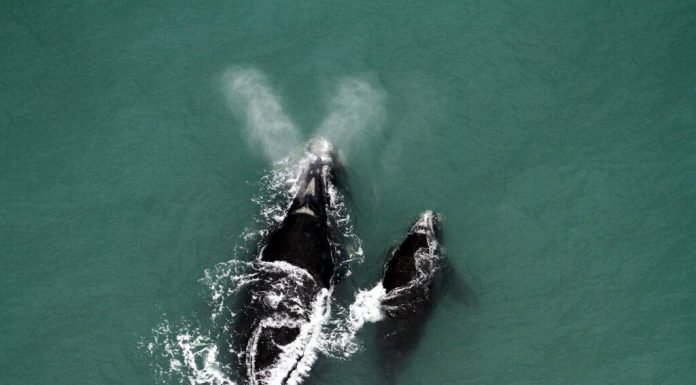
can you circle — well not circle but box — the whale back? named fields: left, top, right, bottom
left=377, top=212, right=443, bottom=381
left=261, top=213, right=334, bottom=288
left=382, top=232, right=428, bottom=292
left=260, top=158, right=335, bottom=287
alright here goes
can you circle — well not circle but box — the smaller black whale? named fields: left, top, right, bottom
left=376, top=211, right=445, bottom=380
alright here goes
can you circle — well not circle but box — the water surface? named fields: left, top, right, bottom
left=1, top=1, right=695, bottom=384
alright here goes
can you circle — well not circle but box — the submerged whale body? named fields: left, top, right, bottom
left=377, top=211, right=444, bottom=379
left=236, top=140, right=339, bottom=385
left=381, top=211, right=443, bottom=313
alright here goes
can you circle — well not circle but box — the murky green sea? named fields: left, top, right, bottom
left=2, top=1, right=695, bottom=384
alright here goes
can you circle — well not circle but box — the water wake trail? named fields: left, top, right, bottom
left=322, top=284, right=385, bottom=357
left=223, top=68, right=301, bottom=162
left=143, top=318, right=238, bottom=385
left=317, top=77, right=386, bottom=150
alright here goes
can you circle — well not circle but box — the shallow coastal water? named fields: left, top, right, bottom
left=1, top=1, right=695, bottom=384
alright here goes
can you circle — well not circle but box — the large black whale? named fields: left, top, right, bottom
left=260, top=152, right=335, bottom=288
left=377, top=211, right=444, bottom=380
left=236, top=140, right=339, bottom=385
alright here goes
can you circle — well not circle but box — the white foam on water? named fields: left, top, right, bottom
left=247, top=289, right=332, bottom=385
left=317, top=77, right=385, bottom=150
left=284, top=290, right=332, bottom=385
left=321, top=283, right=386, bottom=358
left=222, top=68, right=301, bottom=162
left=350, top=284, right=386, bottom=324
left=142, top=319, right=238, bottom=385
left=176, top=333, right=235, bottom=385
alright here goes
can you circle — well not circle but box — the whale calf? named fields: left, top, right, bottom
left=376, top=211, right=444, bottom=380
left=235, top=140, right=339, bottom=385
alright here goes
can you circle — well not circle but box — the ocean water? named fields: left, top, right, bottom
left=1, top=1, right=695, bottom=384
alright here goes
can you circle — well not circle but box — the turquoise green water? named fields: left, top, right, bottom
left=2, top=1, right=695, bottom=384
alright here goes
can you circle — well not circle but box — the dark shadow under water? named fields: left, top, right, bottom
left=376, top=244, right=476, bottom=384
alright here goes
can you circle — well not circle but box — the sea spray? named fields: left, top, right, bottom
left=317, top=77, right=386, bottom=150
left=223, top=67, right=385, bottom=164
left=222, top=68, right=301, bottom=162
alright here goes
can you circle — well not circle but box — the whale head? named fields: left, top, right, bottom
left=381, top=211, right=442, bottom=294
left=287, top=139, right=335, bottom=219
left=410, top=210, right=442, bottom=241
left=376, top=210, right=445, bottom=379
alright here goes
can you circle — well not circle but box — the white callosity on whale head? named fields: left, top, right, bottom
left=304, top=178, right=316, bottom=197
left=291, top=206, right=317, bottom=217
left=286, top=138, right=334, bottom=205
left=411, top=210, right=440, bottom=236
left=411, top=210, right=442, bottom=268
left=307, top=137, right=334, bottom=163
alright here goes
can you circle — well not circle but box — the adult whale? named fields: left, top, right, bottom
left=259, top=141, right=336, bottom=288
left=376, top=211, right=445, bottom=380
left=237, top=140, right=339, bottom=385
